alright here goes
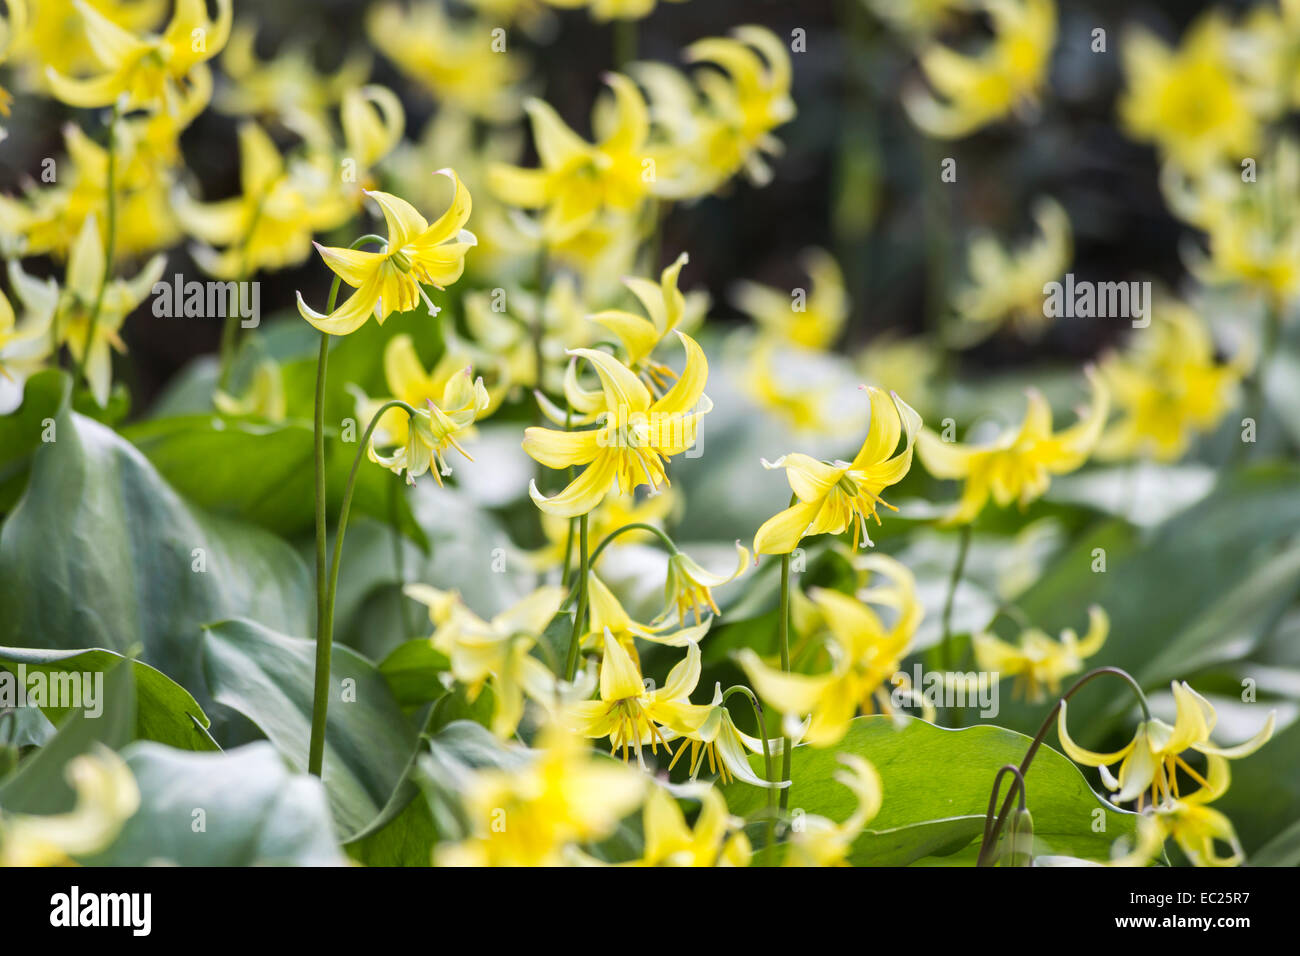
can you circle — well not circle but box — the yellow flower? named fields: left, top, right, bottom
left=952, top=197, right=1071, bottom=341
left=46, top=0, right=231, bottom=113
left=1119, top=13, right=1257, bottom=173
left=0, top=0, right=25, bottom=132
left=740, top=556, right=923, bottom=747
left=353, top=333, right=503, bottom=452
left=1164, top=137, right=1300, bottom=304
left=1058, top=680, right=1275, bottom=808
left=435, top=724, right=646, bottom=866
left=1097, top=302, right=1249, bottom=462
left=637, top=785, right=751, bottom=867
left=753, top=386, right=921, bottom=554
left=368, top=2, right=526, bottom=122
left=568, top=630, right=711, bottom=765
left=488, top=73, right=652, bottom=243
left=173, top=121, right=352, bottom=278
left=523, top=332, right=711, bottom=517
left=917, top=371, right=1107, bottom=525
left=1140, top=758, right=1245, bottom=867
left=974, top=605, right=1108, bottom=702
left=588, top=252, right=709, bottom=387
left=407, top=584, right=567, bottom=737
left=904, top=0, right=1055, bottom=139
left=1, top=94, right=203, bottom=260
left=731, top=248, right=848, bottom=351
left=783, top=754, right=882, bottom=866
left=682, top=25, right=795, bottom=188
left=296, top=176, right=477, bottom=335
left=212, top=357, right=286, bottom=421
left=0, top=265, right=56, bottom=385
left=585, top=572, right=711, bottom=653
left=660, top=542, right=749, bottom=626
left=367, top=366, right=491, bottom=486
left=0, top=745, right=139, bottom=866
left=544, top=0, right=687, bottom=22
left=666, top=683, right=787, bottom=790
left=8, top=0, right=163, bottom=94
left=37, top=214, right=165, bottom=406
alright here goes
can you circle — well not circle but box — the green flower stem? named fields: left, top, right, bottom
left=309, top=398, right=417, bottom=776
left=73, top=104, right=120, bottom=397
left=307, top=234, right=388, bottom=778
left=563, top=514, right=590, bottom=682
left=588, top=521, right=677, bottom=565
left=777, top=550, right=793, bottom=813
left=724, top=685, right=777, bottom=865
left=613, top=17, right=637, bottom=69
left=976, top=666, right=1150, bottom=866
left=938, top=523, right=972, bottom=674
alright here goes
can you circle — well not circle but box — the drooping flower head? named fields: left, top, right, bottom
left=917, top=370, right=1108, bottom=525
left=754, top=386, right=922, bottom=554
left=47, top=0, right=232, bottom=113
left=297, top=172, right=476, bottom=335
left=524, top=332, right=711, bottom=517
left=904, top=0, right=1056, bottom=139
left=1059, top=680, right=1275, bottom=809
left=741, top=555, right=924, bottom=747
left=974, top=606, right=1109, bottom=702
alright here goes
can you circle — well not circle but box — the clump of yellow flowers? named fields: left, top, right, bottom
left=0, top=0, right=1287, bottom=876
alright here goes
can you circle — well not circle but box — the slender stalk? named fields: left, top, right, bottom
left=309, top=328, right=333, bottom=777
left=777, top=551, right=793, bottom=813
left=613, top=17, right=637, bottom=69
left=73, top=104, right=120, bottom=398
left=310, top=399, right=417, bottom=775
left=938, top=524, right=971, bottom=674
left=724, top=685, right=777, bottom=865
left=307, top=234, right=388, bottom=778
left=564, top=514, right=590, bottom=681
left=588, top=521, right=677, bottom=564
left=976, top=666, right=1150, bottom=866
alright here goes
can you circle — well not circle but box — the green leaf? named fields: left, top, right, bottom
left=0, top=662, right=135, bottom=815
left=85, top=741, right=345, bottom=866
left=0, top=368, right=71, bottom=511
left=723, top=715, right=1137, bottom=866
left=0, top=646, right=216, bottom=751
left=378, top=639, right=450, bottom=708
left=0, top=410, right=312, bottom=732
left=123, top=413, right=427, bottom=548
left=201, top=618, right=418, bottom=840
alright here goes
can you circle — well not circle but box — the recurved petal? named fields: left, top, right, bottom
left=1192, top=710, right=1275, bottom=760
left=738, top=648, right=831, bottom=716
left=527, top=450, right=617, bottom=517
left=315, top=243, right=384, bottom=289
left=522, top=425, right=601, bottom=469
left=599, top=627, right=645, bottom=702
left=1056, top=699, right=1137, bottom=767
left=364, top=189, right=429, bottom=249
left=652, top=331, right=709, bottom=417
left=752, top=498, right=821, bottom=555
left=917, top=427, right=975, bottom=479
